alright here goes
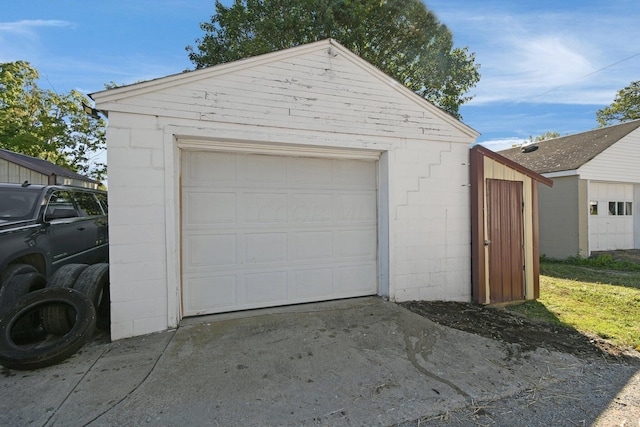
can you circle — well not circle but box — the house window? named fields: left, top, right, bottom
left=589, top=201, right=598, bottom=215
left=618, top=202, right=625, bottom=216
left=609, top=202, right=616, bottom=215
left=625, top=202, right=633, bottom=216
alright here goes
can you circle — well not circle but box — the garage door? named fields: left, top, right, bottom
left=181, top=150, right=378, bottom=316
left=589, top=182, right=634, bottom=251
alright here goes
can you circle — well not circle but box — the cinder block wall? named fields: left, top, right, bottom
left=106, top=113, right=170, bottom=338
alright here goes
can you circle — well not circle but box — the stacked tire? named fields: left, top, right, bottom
left=0, top=263, right=109, bottom=370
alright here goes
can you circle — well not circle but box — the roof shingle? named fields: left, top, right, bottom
left=498, top=120, right=640, bottom=174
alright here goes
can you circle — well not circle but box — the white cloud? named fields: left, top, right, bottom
left=477, top=138, right=527, bottom=152
left=430, top=2, right=640, bottom=106
left=0, top=19, right=72, bottom=33
left=0, top=19, right=74, bottom=63
left=516, top=36, right=593, bottom=84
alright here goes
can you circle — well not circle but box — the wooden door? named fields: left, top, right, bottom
left=486, top=179, right=525, bottom=303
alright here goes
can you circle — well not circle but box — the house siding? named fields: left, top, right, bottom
left=94, top=40, right=477, bottom=340
left=538, top=176, right=583, bottom=258
left=636, top=185, right=640, bottom=249
left=578, top=129, right=640, bottom=183
left=0, top=158, right=48, bottom=185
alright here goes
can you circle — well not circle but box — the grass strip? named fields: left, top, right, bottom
left=509, top=261, right=640, bottom=351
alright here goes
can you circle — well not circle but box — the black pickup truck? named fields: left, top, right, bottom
left=0, top=183, right=109, bottom=284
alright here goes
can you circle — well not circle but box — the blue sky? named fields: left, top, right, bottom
left=2, top=0, right=639, bottom=153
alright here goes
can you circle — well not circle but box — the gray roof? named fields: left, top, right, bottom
left=0, top=149, right=97, bottom=183
left=498, top=120, right=640, bottom=174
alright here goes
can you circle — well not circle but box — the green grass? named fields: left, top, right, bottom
left=508, top=258, right=640, bottom=351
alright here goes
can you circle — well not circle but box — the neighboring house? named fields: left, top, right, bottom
left=0, top=149, right=99, bottom=189
left=92, top=39, right=545, bottom=341
left=499, top=120, right=640, bottom=259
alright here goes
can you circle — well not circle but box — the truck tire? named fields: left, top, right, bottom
left=0, top=288, right=96, bottom=370
left=74, top=263, right=110, bottom=331
left=48, top=264, right=89, bottom=288
left=0, top=272, right=47, bottom=311
left=41, top=264, right=90, bottom=335
left=0, top=264, right=38, bottom=290
left=0, top=272, right=48, bottom=343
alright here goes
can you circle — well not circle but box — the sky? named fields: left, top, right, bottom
left=2, top=0, right=640, bottom=155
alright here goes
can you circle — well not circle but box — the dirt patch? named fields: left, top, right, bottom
left=400, top=301, right=640, bottom=365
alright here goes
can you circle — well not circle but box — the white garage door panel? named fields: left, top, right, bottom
left=182, top=151, right=378, bottom=316
left=589, top=182, right=634, bottom=251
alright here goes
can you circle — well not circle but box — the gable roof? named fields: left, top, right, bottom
left=0, top=149, right=97, bottom=183
left=90, top=38, right=478, bottom=139
left=498, top=120, right=640, bottom=174
left=471, top=144, right=553, bottom=187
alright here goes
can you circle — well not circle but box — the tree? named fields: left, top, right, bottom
left=0, top=61, right=106, bottom=181
left=529, top=131, right=560, bottom=142
left=596, top=81, right=640, bottom=127
left=186, top=0, right=480, bottom=119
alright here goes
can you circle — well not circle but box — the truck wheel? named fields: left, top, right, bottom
left=41, top=264, right=90, bottom=335
left=0, top=272, right=48, bottom=342
left=0, top=288, right=96, bottom=370
left=74, top=264, right=110, bottom=331
left=0, top=272, right=47, bottom=311
left=48, top=264, right=89, bottom=288
left=0, top=264, right=38, bottom=290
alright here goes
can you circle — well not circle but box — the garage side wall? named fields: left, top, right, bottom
left=105, top=112, right=170, bottom=338
left=390, top=140, right=472, bottom=302
left=106, top=124, right=473, bottom=340
left=0, top=158, right=48, bottom=185
left=538, top=176, right=581, bottom=259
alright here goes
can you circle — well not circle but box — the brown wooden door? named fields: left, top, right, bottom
left=486, top=179, right=525, bottom=303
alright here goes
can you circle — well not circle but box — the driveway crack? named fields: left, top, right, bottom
left=401, top=319, right=470, bottom=399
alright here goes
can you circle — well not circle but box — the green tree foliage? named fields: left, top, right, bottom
left=0, top=61, right=106, bottom=181
left=596, top=81, right=640, bottom=127
left=529, top=131, right=561, bottom=142
left=186, top=0, right=480, bottom=119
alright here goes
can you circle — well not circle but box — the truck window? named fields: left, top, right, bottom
left=45, top=191, right=78, bottom=220
left=0, top=187, right=40, bottom=221
left=73, top=192, right=103, bottom=217
left=95, top=193, right=108, bottom=214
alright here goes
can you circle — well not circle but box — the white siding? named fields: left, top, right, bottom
left=579, top=128, right=640, bottom=183
left=97, top=44, right=472, bottom=144
left=95, top=40, right=477, bottom=340
left=0, top=159, right=48, bottom=185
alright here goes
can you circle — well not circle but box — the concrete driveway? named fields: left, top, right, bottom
left=1, top=297, right=587, bottom=426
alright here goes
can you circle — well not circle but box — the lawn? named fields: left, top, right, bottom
left=508, top=256, right=640, bottom=351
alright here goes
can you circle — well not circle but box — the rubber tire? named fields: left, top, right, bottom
left=0, top=272, right=47, bottom=311
left=41, top=264, right=90, bottom=335
left=48, top=264, right=90, bottom=288
left=74, top=263, right=110, bottom=331
left=0, top=288, right=96, bottom=370
left=0, top=272, right=48, bottom=343
left=0, top=264, right=38, bottom=290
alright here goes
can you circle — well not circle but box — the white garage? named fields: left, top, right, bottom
left=181, top=150, right=378, bottom=316
left=91, top=39, right=478, bottom=340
